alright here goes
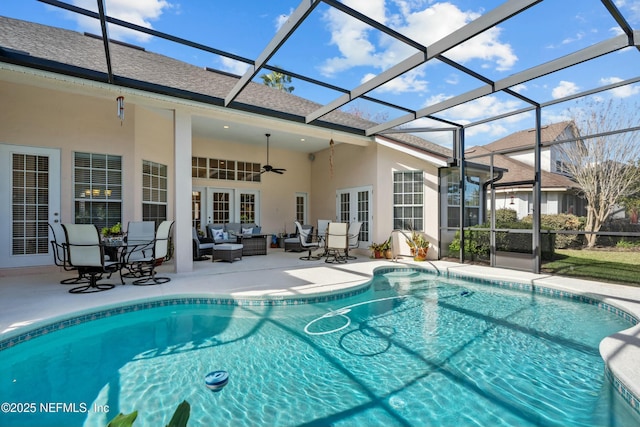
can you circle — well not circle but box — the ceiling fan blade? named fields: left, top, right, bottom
left=261, top=135, right=286, bottom=175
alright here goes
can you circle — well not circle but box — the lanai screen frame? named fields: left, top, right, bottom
left=13, top=0, right=640, bottom=273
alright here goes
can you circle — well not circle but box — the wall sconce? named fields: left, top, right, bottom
left=510, top=194, right=515, bottom=205
left=116, top=96, right=125, bottom=124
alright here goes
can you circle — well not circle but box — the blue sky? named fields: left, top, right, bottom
left=2, top=0, right=639, bottom=147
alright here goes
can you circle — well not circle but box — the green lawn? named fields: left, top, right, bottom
left=542, top=249, right=640, bottom=287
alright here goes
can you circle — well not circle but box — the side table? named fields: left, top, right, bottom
left=236, top=234, right=268, bottom=256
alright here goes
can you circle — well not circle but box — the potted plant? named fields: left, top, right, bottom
left=101, top=222, right=123, bottom=241
left=380, top=237, right=393, bottom=259
left=406, top=230, right=430, bottom=261
left=368, top=242, right=385, bottom=259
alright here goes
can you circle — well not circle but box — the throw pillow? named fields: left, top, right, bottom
left=242, top=227, right=253, bottom=235
left=213, top=228, right=224, bottom=242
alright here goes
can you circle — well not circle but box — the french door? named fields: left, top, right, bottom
left=336, top=186, right=372, bottom=246
left=192, top=187, right=260, bottom=230
left=0, top=144, right=61, bottom=268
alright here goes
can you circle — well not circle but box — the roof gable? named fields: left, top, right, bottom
left=481, top=121, right=577, bottom=153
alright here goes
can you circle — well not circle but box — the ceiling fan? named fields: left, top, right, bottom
left=261, top=133, right=286, bottom=175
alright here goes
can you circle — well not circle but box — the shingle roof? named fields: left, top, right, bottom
left=0, top=16, right=451, bottom=158
left=466, top=145, right=579, bottom=190
left=481, top=121, right=578, bottom=153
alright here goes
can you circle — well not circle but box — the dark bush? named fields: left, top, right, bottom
left=448, top=220, right=555, bottom=261
left=521, top=213, right=584, bottom=249
left=488, top=208, right=518, bottom=224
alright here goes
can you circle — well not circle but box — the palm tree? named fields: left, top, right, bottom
left=260, top=69, right=294, bottom=93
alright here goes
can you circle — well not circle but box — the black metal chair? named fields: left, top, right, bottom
left=49, top=222, right=91, bottom=285
left=62, top=224, right=123, bottom=293
left=295, top=221, right=320, bottom=260
left=345, top=221, right=362, bottom=260
left=122, top=220, right=174, bottom=285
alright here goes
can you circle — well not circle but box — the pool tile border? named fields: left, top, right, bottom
left=1, top=265, right=638, bottom=418
left=0, top=285, right=370, bottom=351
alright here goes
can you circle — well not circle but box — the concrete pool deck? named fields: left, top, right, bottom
left=1, top=249, right=639, bottom=414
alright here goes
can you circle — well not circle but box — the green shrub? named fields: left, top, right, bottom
left=488, top=208, right=518, bottom=224
left=521, top=214, right=584, bottom=249
left=448, top=228, right=490, bottom=261
left=448, top=218, right=556, bottom=261
left=616, top=239, right=640, bottom=249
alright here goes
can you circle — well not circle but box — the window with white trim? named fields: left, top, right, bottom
left=142, top=160, right=167, bottom=225
left=393, top=171, right=423, bottom=230
left=192, top=157, right=261, bottom=182
left=74, top=152, right=122, bottom=230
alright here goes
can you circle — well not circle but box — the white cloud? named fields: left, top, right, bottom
left=510, top=84, right=527, bottom=93
left=218, top=57, right=251, bottom=76
left=71, top=0, right=172, bottom=43
left=561, top=31, right=585, bottom=45
left=429, top=95, right=523, bottom=122
left=365, top=67, right=428, bottom=93
left=320, top=1, right=517, bottom=81
left=551, top=80, right=580, bottom=99
left=275, top=9, right=294, bottom=31
left=600, top=76, right=640, bottom=98
left=319, top=0, right=388, bottom=76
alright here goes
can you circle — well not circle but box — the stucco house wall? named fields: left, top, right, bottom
left=192, top=135, right=312, bottom=235
left=0, top=80, right=177, bottom=226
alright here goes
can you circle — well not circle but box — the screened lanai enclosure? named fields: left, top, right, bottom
left=2, top=0, right=640, bottom=273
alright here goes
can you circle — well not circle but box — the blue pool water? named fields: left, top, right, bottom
left=1, top=269, right=638, bottom=427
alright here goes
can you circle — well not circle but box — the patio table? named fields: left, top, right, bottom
left=235, top=234, right=268, bottom=256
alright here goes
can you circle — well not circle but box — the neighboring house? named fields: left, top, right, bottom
left=0, top=16, right=450, bottom=272
left=468, top=121, right=587, bottom=219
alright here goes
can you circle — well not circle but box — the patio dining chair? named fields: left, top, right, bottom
left=122, top=220, right=174, bottom=285
left=122, top=221, right=156, bottom=267
left=125, top=221, right=156, bottom=245
left=345, top=221, right=362, bottom=260
left=325, top=222, right=349, bottom=264
left=295, top=221, right=321, bottom=260
left=49, top=222, right=91, bottom=285
left=316, top=219, right=331, bottom=243
left=62, top=224, right=123, bottom=293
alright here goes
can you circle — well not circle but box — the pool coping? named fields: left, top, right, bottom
left=1, top=260, right=639, bottom=417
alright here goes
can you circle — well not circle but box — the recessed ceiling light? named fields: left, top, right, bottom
left=223, top=125, right=229, bottom=129
left=301, top=138, right=305, bottom=142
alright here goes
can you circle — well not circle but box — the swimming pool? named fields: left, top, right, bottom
left=1, top=268, right=639, bottom=427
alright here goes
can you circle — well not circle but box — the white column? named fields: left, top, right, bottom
left=173, top=109, right=193, bottom=273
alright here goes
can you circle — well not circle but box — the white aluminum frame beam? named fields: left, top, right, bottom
left=367, top=33, right=632, bottom=136
left=305, top=0, right=541, bottom=124
left=224, top=0, right=320, bottom=106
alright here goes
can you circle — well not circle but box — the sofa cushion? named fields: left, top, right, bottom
left=225, top=223, right=241, bottom=235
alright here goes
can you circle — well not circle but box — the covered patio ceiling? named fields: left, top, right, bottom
left=2, top=0, right=639, bottom=151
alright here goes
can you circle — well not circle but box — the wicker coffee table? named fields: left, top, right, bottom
left=236, top=234, right=268, bottom=256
